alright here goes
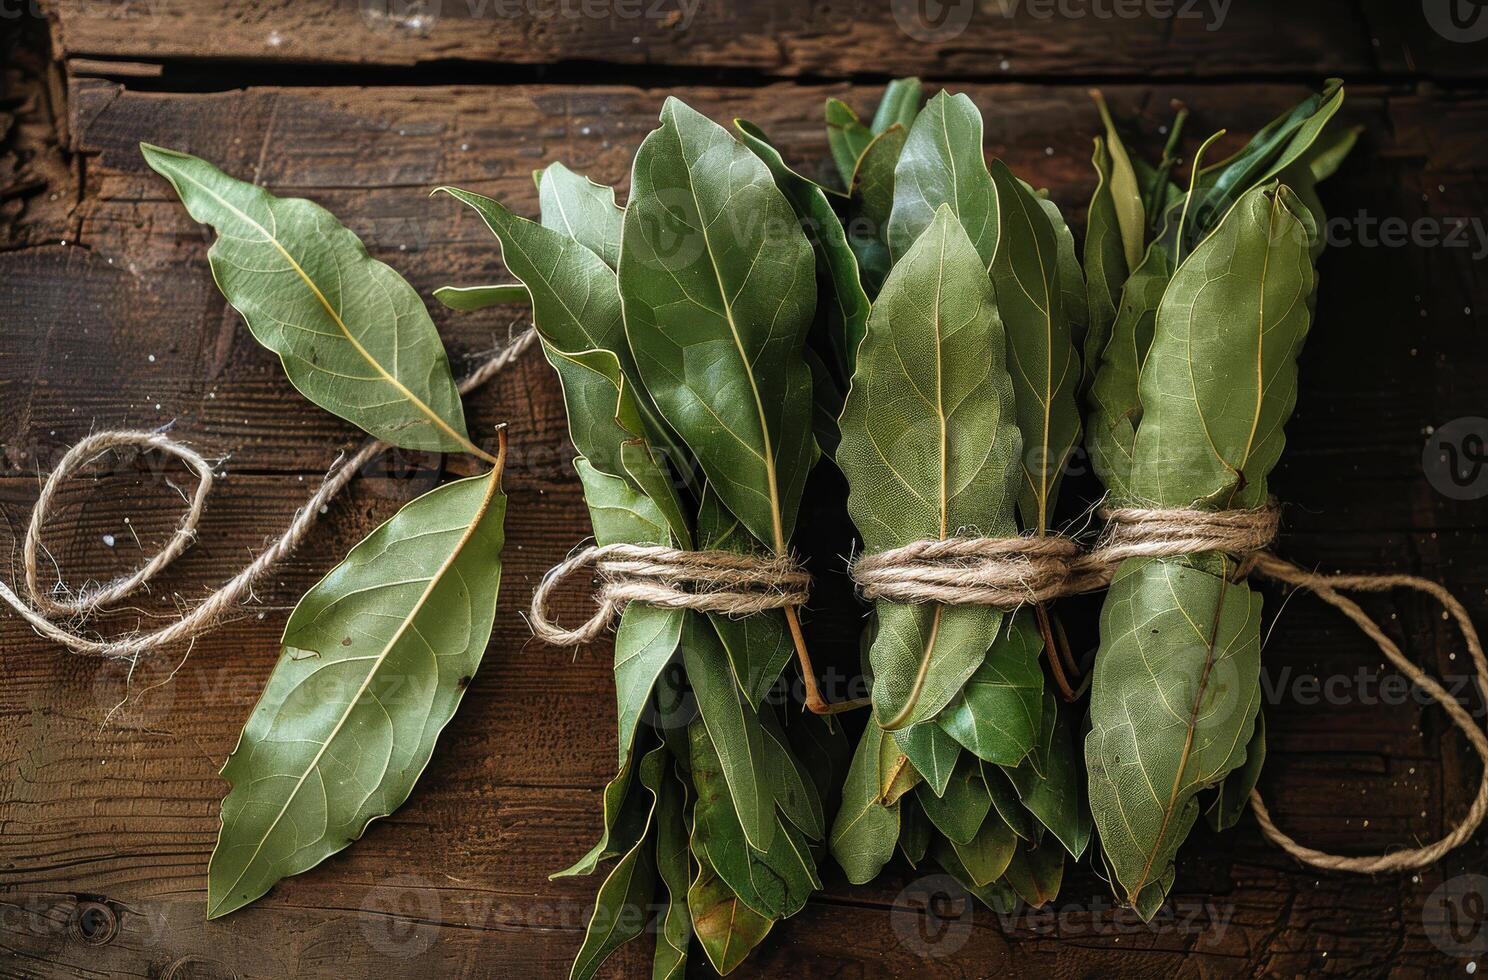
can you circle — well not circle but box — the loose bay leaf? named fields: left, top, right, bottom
left=621, top=98, right=816, bottom=556
left=838, top=206, right=1021, bottom=731
left=208, top=469, right=505, bottom=918
left=143, top=144, right=474, bottom=455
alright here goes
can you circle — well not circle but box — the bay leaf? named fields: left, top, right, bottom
left=1081, top=135, right=1129, bottom=392
left=987, top=159, right=1082, bottom=531
left=1085, top=557, right=1263, bottom=915
left=536, top=160, right=624, bottom=270
left=143, top=144, right=475, bottom=456
left=937, top=611, right=1044, bottom=766
left=207, top=469, right=505, bottom=918
left=825, top=97, right=874, bottom=189
left=892, top=720, right=962, bottom=797
left=736, top=119, right=870, bottom=383
left=1002, top=840, right=1065, bottom=907
left=620, top=97, right=816, bottom=557
left=552, top=747, right=643, bottom=880
left=651, top=756, right=691, bottom=980
left=836, top=205, right=1021, bottom=731
left=433, top=283, right=530, bottom=310
left=886, top=91, right=997, bottom=265
left=916, top=754, right=992, bottom=845
left=949, top=809, right=1017, bottom=887
left=689, top=856, right=773, bottom=975
left=982, top=762, right=1037, bottom=841
left=828, top=717, right=901, bottom=884
left=681, top=615, right=775, bottom=852
left=1128, top=183, right=1316, bottom=509
left=870, top=77, right=922, bottom=135
left=1005, top=696, right=1092, bottom=860
left=1208, top=708, right=1266, bottom=832
left=761, top=709, right=826, bottom=841
left=898, top=793, right=932, bottom=867
left=688, top=720, right=819, bottom=920
left=570, top=744, right=665, bottom=980
left=1089, top=90, right=1146, bottom=271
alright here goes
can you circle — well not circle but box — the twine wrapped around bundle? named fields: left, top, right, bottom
left=846, top=500, right=1488, bottom=879
left=527, top=542, right=811, bottom=647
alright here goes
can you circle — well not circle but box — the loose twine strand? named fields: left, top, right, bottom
left=527, top=542, right=810, bottom=647
left=0, top=328, right=538, bottom=662
left=848, top=503, right=1488, bottom=876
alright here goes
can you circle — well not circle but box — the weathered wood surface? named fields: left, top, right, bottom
left=3, top=7, right=1488, bottom=978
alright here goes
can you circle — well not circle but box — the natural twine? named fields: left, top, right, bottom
left=850, top=502, right=1488, bottom=877
left=527, top=542, right=810, bottom=647
left=0, top=328, right=538, bottom=662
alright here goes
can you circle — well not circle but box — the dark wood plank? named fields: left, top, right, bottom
left=36, top=0, right=1386, bottom=79
left=3, top=72, right=1486, bottom=977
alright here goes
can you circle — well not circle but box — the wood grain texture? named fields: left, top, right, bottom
left=2, top=22, right=1487, bottom=979
left=37, top=0, right=1389, bottom=79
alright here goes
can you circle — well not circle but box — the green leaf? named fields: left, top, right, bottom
left=689, top=855, right=773, bottom=975
left=613, top=605, right=686, bottom=767
left=886, top=92, right=997, bottom=266
left=652, top=759, right=691, bottom=980
left=893, top=720, right=962, bottom=797
left=736, top=118, right=870, bottom=383
left=988, top=160, right=1082, bottom=531
left=570, top=745, right=665, bottom=980
left=916, top=754, right=992, bottom=845
left=825, top=97, right=874, bottom=189
left=433, top=283, right=529, bottom=310
left=1004, top=696, right=1092, bottom=860
left=207, top=469, right=505, bottom=918
left=1129, top=184, right=1316, bottom=509
left=682, top=615, right=775, bottom=852
left=536, top=161, right=624, bottom=269
left=1002, top=840, right=1065, bottom=907
left=143, top=144, right=473, bottom=455
left=1208, top=708, right=1266, bottom=832
left=1081, top=136, right=1129, bottom=392
left=689, top=720, right=819, bottom=920
left=949, top=809, right=1017, bottom=887
left=871, top=77, right=923, bottom=135
left=761, top=710, right=826, bottom=841
left=552, top=749, right=643, bottom=880
left=898, top=793, right=932, bottom=866
left=937, top=611, right=1044, bottom=766
left=828, top=717, right=901, bottom=884
left=1089, top=91, right=1145, bottom=271
left=1085, top=558, right=1263, bottom=915
left=983, top=763, right=1037, bottom=841
left=621, top=98, right=816, bottom=556
left=837, top=205, right=1021, bottom=731
left=853, top=125, right=908, bottom=240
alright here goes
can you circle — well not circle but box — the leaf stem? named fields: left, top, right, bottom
left=1035, top=603, right=1079, bottom=702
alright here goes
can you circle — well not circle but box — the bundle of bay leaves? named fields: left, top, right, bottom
left=1082, top=80, right=1356, bottom=917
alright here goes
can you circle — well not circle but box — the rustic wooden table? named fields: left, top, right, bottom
left=2, top=2, right=1486, bottom=977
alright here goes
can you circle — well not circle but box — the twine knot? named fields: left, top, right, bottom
left=527, top=542, right=811, bottom=647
